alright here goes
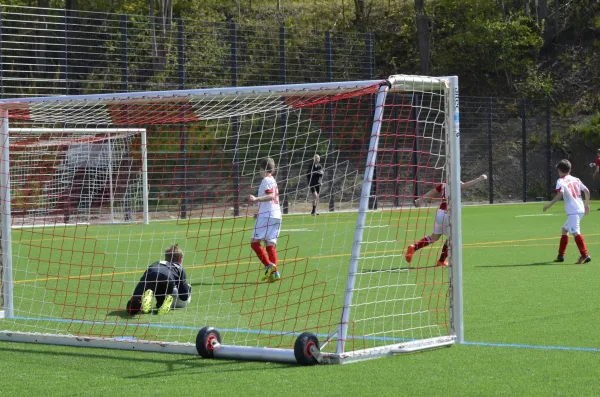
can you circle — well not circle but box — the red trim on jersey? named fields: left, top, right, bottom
left=264, top=189, right=273, bottom=194
left=435, top=183, right=448, bottom=211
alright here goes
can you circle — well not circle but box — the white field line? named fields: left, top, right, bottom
left=515, top=214, right=554, bottom=218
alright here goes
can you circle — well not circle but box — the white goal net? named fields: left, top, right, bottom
left=0, top=75, right=462, bottom=364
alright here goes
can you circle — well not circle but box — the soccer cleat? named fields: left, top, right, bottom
left=436, top=260, right=449, bottom=267
left=141, top=289, right=154, bottom=314
left=268, top=271, right=281, bottom=283
left=554, top=255, right=565, bottom=263
left=405, top=245, right=415, bottom=263
left=262, top=264, right=278, bottom=282
left=157, top=295, right=174, bottom=315
left=575, top=256, right=591, bottom=264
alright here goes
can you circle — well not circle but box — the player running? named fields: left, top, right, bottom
left=543, top=159, right=591, bottom=264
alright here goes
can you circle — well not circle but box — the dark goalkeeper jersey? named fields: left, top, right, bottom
left=147, top=260, right=191, bottom=301
left=306, top=162, right=324, bottom=185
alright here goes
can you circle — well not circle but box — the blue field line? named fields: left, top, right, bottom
left=5, top=316, right=599, bottom=352
left=463, top=341, right=600, bottom=353
left=6, top=315, right=405, bottom=341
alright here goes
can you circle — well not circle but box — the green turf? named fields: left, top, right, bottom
left=3, top=207, right=450, bottom=350
left=1, top=202, right=600, bottom=396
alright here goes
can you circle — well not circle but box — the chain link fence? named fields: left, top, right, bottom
left=1, top=5, right=585, bottom=206
left=0, top=5, right=374, bottom=97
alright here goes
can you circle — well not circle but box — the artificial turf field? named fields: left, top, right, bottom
left=1, top=202, right=599, bottom=396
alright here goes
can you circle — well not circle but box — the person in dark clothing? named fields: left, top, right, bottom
left=306, top=154, right=324, bottom=215
left=126, top=244, right=192, bottom=315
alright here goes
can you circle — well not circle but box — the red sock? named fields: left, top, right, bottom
left=558, top=235, right=568, bottom=256
left=414, top=236, right=432, bottom=250
left=251, top=242, right=271, bottom=266
left=266, top=245, right=278, bottom=265
left=574, top=234, right=588, bottom=257
left=439, top=242, right=448, bottom=262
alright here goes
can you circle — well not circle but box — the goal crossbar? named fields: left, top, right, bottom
left=0, top=75, right=462, bottom=365
left=0, top=76, right=447, bottom=107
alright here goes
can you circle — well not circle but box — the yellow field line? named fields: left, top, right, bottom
left=13, top=235, right=599, bottom=284
left=466, top=233, right=600, bottom=246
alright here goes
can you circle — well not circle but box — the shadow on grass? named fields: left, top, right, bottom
left=0, top=344, right=296, bottom=375
left=476, top=262, right=582, bottom=268
left=108, top=280, right=259, bottom=319
left=107, top=309, right=135, bottom=319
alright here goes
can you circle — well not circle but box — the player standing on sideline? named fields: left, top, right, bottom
left=543, top=159, right=591, bottom=264
left=405, top=174, right=488, bottom=266
left=592, top=148, right=600, bottom=179
left=126, top=244, right=192, bottom=315
left=590, top=148, right=600, bottom=210
left=306, top=154, right=324, bottom=216
left=248, top=157, right=282, bottom=283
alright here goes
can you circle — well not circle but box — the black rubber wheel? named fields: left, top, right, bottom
left=294, top=332, right=320, bottom=366
left=195, top=326, right=222, bottom=358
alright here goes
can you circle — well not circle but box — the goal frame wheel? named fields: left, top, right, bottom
left=195, top=326, right=222, bottom=358
left=294, top=332, right=320, bottom=366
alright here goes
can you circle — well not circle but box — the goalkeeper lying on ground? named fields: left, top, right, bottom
left=126, top=244, right=192, bottom=315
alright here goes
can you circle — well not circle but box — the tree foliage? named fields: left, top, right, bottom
left=0, top=0, right=597, bottom=101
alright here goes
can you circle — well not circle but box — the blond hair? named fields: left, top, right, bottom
left=165, top=244, right=184, bottom=263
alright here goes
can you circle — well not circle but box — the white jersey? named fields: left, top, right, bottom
left=555, top=175, right=586, bottom=215
left=257, top=174, right=281, bottom=219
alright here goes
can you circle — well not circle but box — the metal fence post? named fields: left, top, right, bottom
left=279, top=25, right=290, bottom=214
left=546, top=96, right=552, bottom=199
left=325, top=30, right=335, bottom=212
left=365, top=33, right=374, bottom=79
left=392, top=94, right=400, bottom=207
left=230, top=20, right=240, bottom=217
left=488, top=97, right=494, bottom=204
left=0, top=6, right=3, bottom=99
left=177, top=18, right=188, bottom=219
left=120, top=14, right=128, bottom=92
left=412, top=93, right=421, bottom=200
left=521, top=99, right=527, bottom=202
left=62, top=8, right=70, bottom=95
left=366, top=33, right=377, bottom=209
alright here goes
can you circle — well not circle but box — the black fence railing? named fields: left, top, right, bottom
left=1, top=5, right=591, bottom=207
left=0, top=5, right=374, bottom=98
left=459, top=96, right=595, bottom=205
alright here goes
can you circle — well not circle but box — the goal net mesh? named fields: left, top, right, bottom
left=0, top=79, right=452, bottom=357
left=10, top=130, right=144, bottom=226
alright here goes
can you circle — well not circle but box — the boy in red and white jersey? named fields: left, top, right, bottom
left=592, top=148, right=600, bottom=179
left=248, top=157, right=282, bottom=282
left=405, top=174, right=487, bottom=267
left=543, top=159, right=591, bottom=264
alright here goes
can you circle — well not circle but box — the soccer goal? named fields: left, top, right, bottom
left=8, top=128, right=149, bottom=226
left=0, top=75, right=462, bottom=365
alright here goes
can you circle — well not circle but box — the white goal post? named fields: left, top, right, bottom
left=7, top=128, right=149, bottom=226
left=0, top=75, right=462, bottom=365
